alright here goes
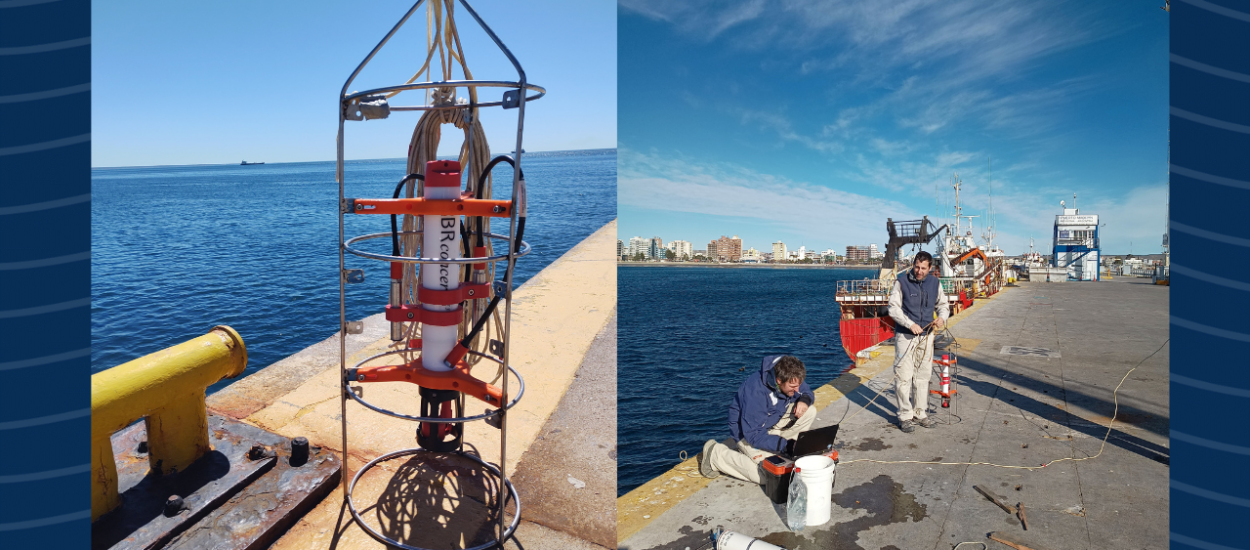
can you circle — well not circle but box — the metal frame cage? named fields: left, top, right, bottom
left=335, top=1, right=540, bottom=547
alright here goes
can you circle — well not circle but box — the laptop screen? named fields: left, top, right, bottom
left=793, top=424, right=840, bottom=457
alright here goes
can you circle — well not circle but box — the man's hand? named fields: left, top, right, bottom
left=910, top=323, right=923, bottom=335
left=934, top=317, right=946, bottom=330
left=793, top=402, right=809, bottom=418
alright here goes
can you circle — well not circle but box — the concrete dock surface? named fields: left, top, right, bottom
left=207, top=221, right=617, bottom=549
left=620, top=278, right=1169, bottom=550
left=511, top=311, right=618, bottom=548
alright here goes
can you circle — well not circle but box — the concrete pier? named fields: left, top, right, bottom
left=207, top=220, right=618, bottom=549
left=620, top=278, right=1169, bottom=550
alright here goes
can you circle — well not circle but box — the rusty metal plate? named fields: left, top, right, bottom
left=1000, top=346, right=1062, bottom=358
left=162, top=436, right=340, bottom=550
left=93, top=415, right=279, bottom=549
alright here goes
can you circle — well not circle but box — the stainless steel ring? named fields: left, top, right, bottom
left=343, top=349, right=524, bottom=423
left=343, top=79, right=545, bottom=106
left=343, top=230, right=531, bottom=264
left=345, top=448, right=520, bottom=550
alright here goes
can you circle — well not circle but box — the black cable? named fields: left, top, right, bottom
left=513, top=218, right=527, bottom=254
left=390, top=173, right=423, bottom=256
left=475, top=155, right=524, bottom=249
left=458, top=295, right=502, bottom=348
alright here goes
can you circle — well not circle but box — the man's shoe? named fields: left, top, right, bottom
left=699, top=439, right=720, bottom=479
left=900, top=420, right=917, bottom=433
left=915, top=416, right=937, bottom=428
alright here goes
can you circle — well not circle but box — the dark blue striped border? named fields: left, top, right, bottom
left=0, top=0, right=91, bottom=545
left=1170, top=1, right=1250, bottom=549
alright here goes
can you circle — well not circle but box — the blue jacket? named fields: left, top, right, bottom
left=728, top=355, right=815, bottom=453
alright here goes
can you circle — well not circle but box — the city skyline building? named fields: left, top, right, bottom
left=846, top=245, right=872, bottom=261
left=628, top=236, right=649, bottom=259
left=666, top=239, right=693, bottom=259
left=714, top=235, right=742, bottom=262
left=625, top=232, right=860, bottom=262
left=772, top=241, right=787, bottom=263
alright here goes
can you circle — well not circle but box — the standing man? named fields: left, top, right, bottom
left=888, top=251, right=950, bottom=433
left=698, top=355, right=817, bottom=483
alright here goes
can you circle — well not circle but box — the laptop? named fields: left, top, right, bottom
left=791, top=424, right=840, bottom=458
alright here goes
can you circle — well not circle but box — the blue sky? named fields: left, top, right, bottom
left=618, top=1, right=1169, bottom=256
left=92, top=0, right=616, bottom=167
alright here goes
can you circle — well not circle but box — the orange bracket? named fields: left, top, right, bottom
left=349, top=357, right=503, bottom=406
left=384, top=304, right=462, bottom=326
left=418, top=282, right=491, bottom=306
left=349, top=195, right=512, bottom=218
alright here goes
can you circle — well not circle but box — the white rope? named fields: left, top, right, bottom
left=392, top=0, right=498, bottom=371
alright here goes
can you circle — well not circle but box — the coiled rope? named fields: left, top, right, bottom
left=393, top=0, right=501, bottom=375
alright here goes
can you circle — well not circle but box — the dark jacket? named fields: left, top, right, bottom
left=728, top=355, right=815, bottom=453
left=896, top=269, right=940, bottom=328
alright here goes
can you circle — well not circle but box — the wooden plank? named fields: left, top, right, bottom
left=973, top=485, right=1018, bottom=515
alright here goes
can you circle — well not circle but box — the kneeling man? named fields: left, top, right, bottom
left=698, top=355, right=817, bottom=483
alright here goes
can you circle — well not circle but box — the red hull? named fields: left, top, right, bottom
left=959, top=289, right=973, bottom=309
left=839, top=317, right=896, bottom=365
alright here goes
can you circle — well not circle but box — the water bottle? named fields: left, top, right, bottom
left=786, top=467, right=806, bottom=532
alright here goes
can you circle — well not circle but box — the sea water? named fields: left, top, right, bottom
left=92, top=149, right=616, bottom=394
left=617, top=266, right=877, bottom=495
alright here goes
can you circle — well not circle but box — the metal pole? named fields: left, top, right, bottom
left=337, top=113, right=349, bottom=502
left=455, top=1, right=527, bottom=541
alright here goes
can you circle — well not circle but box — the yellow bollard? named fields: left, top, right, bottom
left=90, top=326, right=247, bottom=521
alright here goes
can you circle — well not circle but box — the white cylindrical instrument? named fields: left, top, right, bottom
left=420, top=160, right=463, bottom=372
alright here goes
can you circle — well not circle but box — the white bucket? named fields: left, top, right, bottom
left=795, top=455, right=836, bottom=526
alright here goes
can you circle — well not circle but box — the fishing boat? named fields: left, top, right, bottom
left=931, top=174, right=1004, bottom=301
left=835, top=174, right=1006, bottom=366
left=835, top=216, right=946, bottom=366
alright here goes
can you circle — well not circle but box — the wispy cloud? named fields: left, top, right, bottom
left=730, top=106, right=844, bottom=153
left=619, top=148, right=918, bottom=246
left=847, top=149, right=979, bottom=193
left=623, top=0, right=1101, bottom=140
left=623, top=0, right=1092, bottom=76
left=619, top=0, right=1162, bottom=257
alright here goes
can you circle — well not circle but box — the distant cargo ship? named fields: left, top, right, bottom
left=240, top=160, right=264, bottom=165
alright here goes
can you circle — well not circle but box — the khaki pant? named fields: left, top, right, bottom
left=893, top=330, right=934, bottom=422
left=705, top=402, right=817, bottom=484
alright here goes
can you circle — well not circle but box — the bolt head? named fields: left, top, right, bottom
left=248, top=444, right=268, bottom=460
left=290, top=436, right=311, bottom=467
left=164, top=495, right=186, bottom=516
